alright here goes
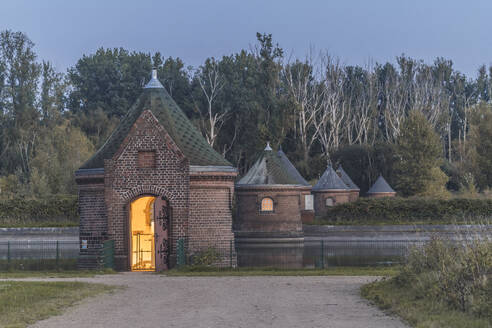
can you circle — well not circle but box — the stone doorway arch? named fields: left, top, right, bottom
left=125, top=187, right=173, bottom=272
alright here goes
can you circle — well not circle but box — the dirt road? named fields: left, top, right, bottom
left=16, top=273, right=407, bottom=328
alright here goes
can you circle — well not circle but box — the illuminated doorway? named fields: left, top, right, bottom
left=130, top=196, right=156, bottom=271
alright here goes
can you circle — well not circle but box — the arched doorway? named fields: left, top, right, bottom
left=130, top=196, right=156, bottom=271
left=129, top=195, right=170, bottom=271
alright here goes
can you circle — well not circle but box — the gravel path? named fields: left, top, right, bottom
left=5, top=273, right=407, bottom=328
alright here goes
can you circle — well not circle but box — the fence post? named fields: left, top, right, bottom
left=7, top=241, right=10, bottom=270
left=176, top=238, right=185, bottom=268
left=56, top=240, right=60, bottom=269
left=229, top=240, right=233, bottom=268
left=320, top=240, right=324, bottom=269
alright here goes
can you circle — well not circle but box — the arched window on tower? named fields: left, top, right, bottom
left=325, top=197, right=335, bottom=207
left=260, top=197, right=274, bottom=212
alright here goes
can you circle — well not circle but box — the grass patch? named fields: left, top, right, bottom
left=0, top=259, right=78, bottom=271
left=0, top=269, right=116, bottom=279
left=164, top=265, right=400, bottom=277
left=0, top=219, right=78, bottom=228
left=0, top=281, right=116, bottom=328
left=361, top=237, right=492, bottom=327
left=362, top=278, right=492, bottom=328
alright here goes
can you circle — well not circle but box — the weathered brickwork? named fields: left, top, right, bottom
left=77, top=181, right=107, bottom=269
left=367, top=192, right=396, bottom=198
left=299, top=190, right=315, bottom=224
left=137, top=151, right=156, bottom=168
left=77, top=109, right=237, bottom=270
left=235, top=186, right=310, bottom=237
left=189, top=173, right=236, bottom=266
left=349, top=190, right=360, bottom=202
left=312, top=190, right=351, bottom=217
left=104, top=110, right=189, bottom=270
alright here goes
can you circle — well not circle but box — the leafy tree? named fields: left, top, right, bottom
left=68, top=48, right=152, bottom=118
left=394, top=110, right=448, bottom=196
left=39, top=60, right=66, bottom=125
left=467, top=103, right=492, bottom=190
left=332, top=143, right=396, bottom=193
left=0, top=30, right=41, bottom=177
left=29, top=121, right=94, bottom=196
left=154, top=54, right=194, bottom=117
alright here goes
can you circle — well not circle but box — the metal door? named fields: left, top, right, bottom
left=154, top=196, right=170, bottom=271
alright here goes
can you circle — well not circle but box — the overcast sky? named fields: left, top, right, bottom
left=1, top=0, right=491, bottom=77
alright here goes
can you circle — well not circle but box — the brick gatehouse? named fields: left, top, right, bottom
left=75, top=70, right=237, bottom=271
left=234, top=144, right=314, bottom=239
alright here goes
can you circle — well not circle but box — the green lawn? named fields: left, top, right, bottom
left=0, top=281, right=115, bottom=328
left=362, top=278, right=492, bottom=328
left=0, top=219, right=78, bottom=228
left=164, top=265, right=400, bottom=277
left=0, top=269, right=116, bottom=279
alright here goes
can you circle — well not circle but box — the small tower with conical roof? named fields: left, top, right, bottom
left=76, top=69, right=237, bottom=271
left=336, top=165, right=360, bottom=202
left=366, top=175, right=396, bottom=198
left=277, top=147, right=315, bottom=223
left=235, top=144, right=312, bottom=239
left=312, top=165, right=351, bottom=216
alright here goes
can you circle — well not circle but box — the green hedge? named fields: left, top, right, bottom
left=0, top=195, right=78, bottom=227
left=315, top=197, right=492, bottom=225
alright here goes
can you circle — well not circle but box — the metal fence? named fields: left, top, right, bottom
left=235, top=239, right=427, bottom=269
left=0, top=240, right=79, bottom=270
left=0, top=238, right=426, bottom=271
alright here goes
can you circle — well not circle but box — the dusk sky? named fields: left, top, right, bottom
left=1, top=0, right=491, bottom=77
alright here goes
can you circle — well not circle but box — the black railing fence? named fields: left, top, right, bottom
left=0, top=238, right=430, bottom=271
left=0, top=240, right=79, bottom=270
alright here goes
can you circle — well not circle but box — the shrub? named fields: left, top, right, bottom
left=190, top=247, right=220, bottom=266
left=400, top=236, right=492, bottom=318
left=0, top=195, right=78, bottom=227
left=315, top=197, right=492, bottom=225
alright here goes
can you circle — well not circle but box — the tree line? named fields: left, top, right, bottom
left=0, top=30, right=491, bottom=199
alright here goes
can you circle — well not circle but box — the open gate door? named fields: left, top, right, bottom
left=154, top=196, right=170, bottom=271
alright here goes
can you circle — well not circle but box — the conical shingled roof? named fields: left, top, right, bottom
left=237, top=145, right=306, bottom=186
left=337, top=165, right=360, bottom=190
left=367, top=175, right=395, bottom=194
left=313, top=165, right=349, bottom=191
left=277, top=148, right=310, bottom=186
left=80, top=71, right=231, bottom=169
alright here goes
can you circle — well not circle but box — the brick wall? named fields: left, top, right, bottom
left=189, top=173, right=236, bottom=266
left=367, top=192, right=396, bottom=198
left=78, top=109, right=237, bottom=270
left=313, top=190, right=351, bottom=217
left=104, top=110, right=190, bottom=270
left=349, top=190, right=360, bottom=202
left=77, top=181, right=107, bottom=269
left=299, top=189, right=315, bottom=224
left=235, top=186, right=307, bottom=236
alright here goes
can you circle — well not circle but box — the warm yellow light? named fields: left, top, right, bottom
left=130, top=196, right=156, bottom=271
left=261, top=197, right=273, bottom=212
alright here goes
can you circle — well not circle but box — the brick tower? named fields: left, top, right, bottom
left=75, top=70, right=237, bottom=270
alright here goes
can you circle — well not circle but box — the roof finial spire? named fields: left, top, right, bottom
left=144, top=69, right=164, bottom=89
left=265, top=142, right=272, bottom=151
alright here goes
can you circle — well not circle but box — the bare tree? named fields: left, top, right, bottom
left=196, top=59, right=228, bottom=148
left=344, top=65, right=376, bottom=145
left=382, top=72, right=410, bottom=143
left=314, top=54, right=346, bottom=162
left=283, top=52, right=324, bottom=163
